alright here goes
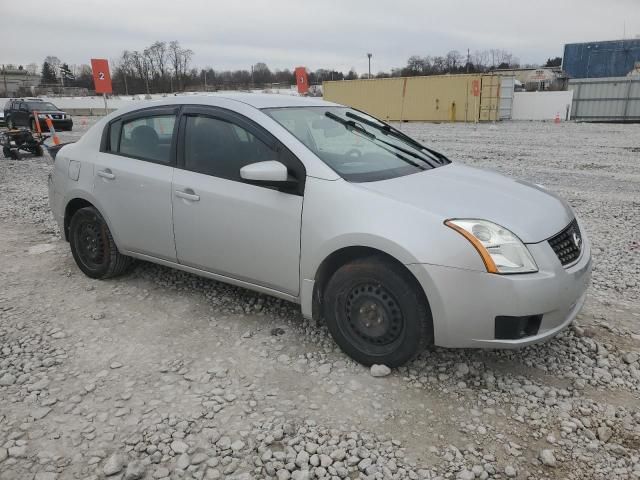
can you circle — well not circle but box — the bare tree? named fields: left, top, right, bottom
left=130, top=50, right=151, bottom=94
left=147, top=41, right=168, bottom=91
left=168, top=41, right=192, bottom=91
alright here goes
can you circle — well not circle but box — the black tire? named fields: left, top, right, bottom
left=2, top=146, right=10, bottom=158
left=69, top=207, right=132, bottom=279
left=34, top=145, right=44, bottom=157
left=324, top=256, right=433, bottom=367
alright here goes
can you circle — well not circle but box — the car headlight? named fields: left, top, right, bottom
left=445, top=219, right=538, bottom=274
left=38, top=114, right=47, bottom=119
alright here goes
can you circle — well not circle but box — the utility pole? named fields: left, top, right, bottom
left=367, top=53, right=372, bottom=79
left=2, top=65, right=7, bottom=96
left=467, top=48, right=470, bottom=73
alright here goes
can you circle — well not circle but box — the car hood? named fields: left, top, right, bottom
left=356, top=163, right=574, bottom=243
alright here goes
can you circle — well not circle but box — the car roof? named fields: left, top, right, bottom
left=209, top=92, right=340, bottom=109
left=127, top=92, right=342, bottom=111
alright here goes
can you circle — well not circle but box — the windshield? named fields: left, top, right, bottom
left=28, top=102, right=59, bottom=111
left=264, top=106, right=449, bottom=182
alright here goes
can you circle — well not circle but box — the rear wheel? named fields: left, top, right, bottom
left=323, top=256, right=433, bottom=367
left=69, top=207, right=132, bottom=279
left=2, top=146, right=10, bottom=158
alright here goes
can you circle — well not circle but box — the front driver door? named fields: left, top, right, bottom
left=172, top=106, right=305, bottom=296
left=17, top=102, right=29, bottom=126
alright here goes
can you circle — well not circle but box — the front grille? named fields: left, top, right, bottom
left=548, top=219, right=582, bottom=266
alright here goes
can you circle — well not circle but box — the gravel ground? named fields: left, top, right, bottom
left=0, top=118, right=639, bottom=480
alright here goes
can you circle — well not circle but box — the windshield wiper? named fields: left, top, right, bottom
left=324, top=112, right=374, bottom=139
left=345, top=111, right=449, bottom=165
left=324, top=112, right=426, bottom=170
left=374, top=136, right=438, bottom=168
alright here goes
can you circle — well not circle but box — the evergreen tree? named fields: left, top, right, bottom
left=40, top=61, right=57, bottom=85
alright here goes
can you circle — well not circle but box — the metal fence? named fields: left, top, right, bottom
left=569, top=77, right=640, bottom=122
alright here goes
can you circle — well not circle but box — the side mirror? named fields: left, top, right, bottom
left=240, top=161, right=299, bottom=194
left=240, top=161, right=288, bottom=182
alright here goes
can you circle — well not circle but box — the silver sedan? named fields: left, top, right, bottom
left=48, top=94, right=592, bottom=366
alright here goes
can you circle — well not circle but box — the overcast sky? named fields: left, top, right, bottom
left=2, top=0, right=639, bottom=73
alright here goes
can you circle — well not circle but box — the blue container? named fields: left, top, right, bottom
left=563, top=39, right=640, bottom=78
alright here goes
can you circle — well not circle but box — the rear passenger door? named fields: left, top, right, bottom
left=94, top=106, right=178, bottom=261
left=171, top=106, right=305, bottom=296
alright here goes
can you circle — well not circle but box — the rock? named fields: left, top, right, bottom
left=171, top=440, right=188, bottom=454
left=206, top=468, right=221, bottom=479
left=176, top=453, right=191, bottom=470
left=296, top=450, right=310, bottom=467
left=0, top=448, right=7, bottom=462
left=110, top=362, right=123, bottom=369
left=623, top=352, right=638, bottom=364
left=292, top=471, right=310, bottom=480
left=457, top=469, right=475, bottom=480
left=330, top=449, right=347, bottom=461
left=31, top=407, right=52, bottom=420
left=597, top=426, right=613, bottom=443
left=276, top=470, right=291, bottom=480
left=0, top=373, right=16, bottom=386
left=34, top=473, right=57, bottom=480
left=153, top=467, right=170, bottom=479
left=217, top=437, right=231, bottom=450
left=124, top=460, right=146, bottom=480
left=230, top=440, right=245, bottom=452
left=103, top=453, right=125, bottom=476
left=319, top=454, right=332, bottom=467
left=191, top=453, right=208, bottom=465
left=505, top=465, right=517, bottom=478
left=456, top=363, right=470, bottom=376
left=8, top=445, right=27, bottom=458
left=540, top=449, right=557, bottom=467
left=370, top=364, right=391, bottom=377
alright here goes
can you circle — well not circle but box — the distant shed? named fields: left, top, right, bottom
left=563, top=39, right=640, bottom=78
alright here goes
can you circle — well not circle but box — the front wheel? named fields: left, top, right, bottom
left=323, top=256, right=433, bottom=367
left=69, top=207, right=132, bottom=279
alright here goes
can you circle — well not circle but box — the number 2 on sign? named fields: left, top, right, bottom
left=98, top=72, right=105, bottom=80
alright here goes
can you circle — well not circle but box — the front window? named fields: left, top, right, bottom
left=264, top=106, right=449, bottom=182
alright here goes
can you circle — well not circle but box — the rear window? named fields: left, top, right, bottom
left=116, top=115, right=176, bottom=164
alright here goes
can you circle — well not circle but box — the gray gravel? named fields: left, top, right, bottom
left=0, top=119, right=639, bottom=480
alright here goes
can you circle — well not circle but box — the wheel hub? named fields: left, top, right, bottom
left=345, top=283, right=403, bottom=346
left=78, top=222, right=105, bottom=264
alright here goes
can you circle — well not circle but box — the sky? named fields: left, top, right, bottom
left=1, top=0, right=639, bottom=74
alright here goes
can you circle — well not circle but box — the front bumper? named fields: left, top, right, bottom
left=35, top=117, right=73, bottom=131
left=408, top=228, right=592, bottom=348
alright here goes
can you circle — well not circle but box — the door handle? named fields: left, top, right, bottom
left=175, top=189, right=200, bottom=202
left=97, top=169, right=115, bottom=180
